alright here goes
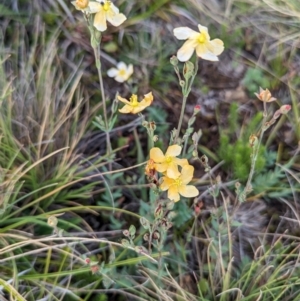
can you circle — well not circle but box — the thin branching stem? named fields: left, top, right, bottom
left=92, top=44, right=112, bottom=155
left=243, top=102, right=268, bottom=198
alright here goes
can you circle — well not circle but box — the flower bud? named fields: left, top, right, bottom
left=279, top=104, right=291, bottom=114
left=123, top=230, right=130, bottom=237
left=152, top=231, right=160, bottom=240
left=149, top=121, right=156, bottom=130
left=194, top=105, right=201, bottom=114
left=154, top=204, right=164, bottom=219
left=170, top=55, right=178, bottom=66
left=140, top=217, right=150, bottom=229
left=249, top=134, right=258, bottom=148
left=184, top=61, right=194, bottom=74
left=129, top=225, right=136, bottom=237
left=47, top=216, right=58, bottom=228
left=153, top=135, right=158, bottom=142
left=72, top=0, right=89, bottom=10
left=121, top=239, right=130, bottom=248
left=90, top=265, right=99, bottom=274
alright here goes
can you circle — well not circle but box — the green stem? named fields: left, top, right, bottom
left=174, top=57, right=198, bottom=144
left=243, top=102, right=268, bottom=197
left=92, top=44, right=112, bottom=154
left=175, top=94, right=188, bottom=144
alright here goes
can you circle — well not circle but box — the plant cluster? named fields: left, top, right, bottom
left=1, top=0, right=300, bottom=300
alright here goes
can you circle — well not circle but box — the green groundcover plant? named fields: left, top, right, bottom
left=1, top=0, right=300, bottom=300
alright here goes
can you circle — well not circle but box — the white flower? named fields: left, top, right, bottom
left=72, top=0, right=127, bottom=32
left=107, top=62, right=133, bottom=83
left=173, top=24, right=224, bottom=62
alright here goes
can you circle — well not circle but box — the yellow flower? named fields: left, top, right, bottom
left=118, top=92, right=153, bottom=114
left=72, top=0, right=89, bottom=10
left=150, top=145, right=188, bottom=178
left=107, top=62, right=133, bottom=83
left=254, top=87, right=276, bottom=102
left=160, top=165, right=199, bottom=202
left=173, top=24, right=224, bottom=62
left=72, top=0, right=126, bottom=32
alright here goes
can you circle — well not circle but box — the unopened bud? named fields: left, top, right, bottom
left=194, top=105, right=201, bottom=114
left=47, top=216, right=58, bottom=228
left=152, top=231, right=160, bottom=240
left=121, top=239, right=130, bottom=248
left=140, top=217, right=150, bottom=229
left=170, top=55, right=178, bottom=66
left=153, top=135, right=158, bottom=142
left=249, top=134, right=258, bottom=148
left=149, top=121, right=156, bottom=130
left=279, top=104, right=291, bottom=114
left=123, top=230, right=130, bottom=237
left=154, top=204, right=164, bottom=219
left=72, top=0, right=89, bottom=10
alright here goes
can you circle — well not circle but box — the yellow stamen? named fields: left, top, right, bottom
left=165, top=156, right=172, bottom=163
left=118, top=69, right=126, bottom=76
left=130, top=95, right=139, bottom=107
left=102, top=0, right=111, bottom=11
left=174, top=178, right=182, bottom=187
left=197, top=33, right=206, bottom=44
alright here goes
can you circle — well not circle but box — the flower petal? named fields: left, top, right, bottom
left=127, top=64, right=134, bottom=76
left=150, top=147, right=165, bottom=163
left=181, top=165, right=194, bottom=184
left=173, top=27, right=198, bottom=40
left=178, top=185, right=199, bottom=198
left=160, top=177, right=173, bottom=191
left=88, top=1, right=102, bottom=13
left=142, top=92, right=153, bottom=104
left=109, top=2, right=120, bottom=14
left=116, top=61, right=126, bottom=70
left=138, top=95, right=153, bottom=108
left=198, top=52, right=219, bottom=61
left=168, top=185, right=180, bottom=202
left=195, top=44, right=219, bottom=61
left=94, top=10, right=107, bottom=31
left=174, top=158, right=189, bottom=167
left=117, top=95, right=131, bottom=105
left=106, top=11, right=127, bottom=27
left=208, top=39, right=224, bottom=55
left=177, top=39, right=197, bottom=62
left=119, top=104, right=132, bottom=113
left=198, top=24, right=209, bottom=37
left=131, top=105, right=149, bottom=114
left=155, top=162, right=168, bottom=173
left=107, top=67, right=118, bottom=77
left=114, top=75, right=126, bottom=83
left=166, top=163, right=180, bottom=179
left=165, top=144, right=182, bottom=157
